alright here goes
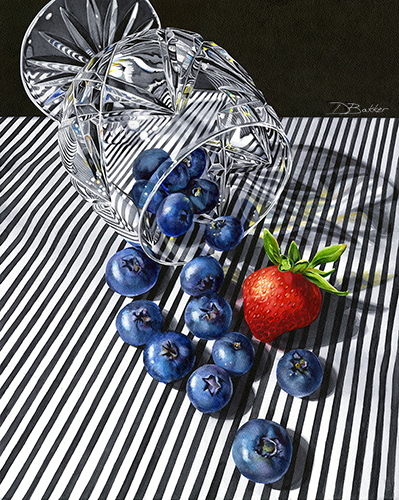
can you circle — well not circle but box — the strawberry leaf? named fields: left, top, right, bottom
left=303, top=268, right=349, bottom=296
left=311, top=268, right=336, bottom=278
left=309, top=244, right=347, bottom=268
left=291, top=259, right=309, bottom=274
left=288, top=241, right=301, bottom=264
left=263, top=229, right=281, bottom=266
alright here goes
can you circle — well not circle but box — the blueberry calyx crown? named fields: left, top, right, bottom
left=161, top=340, right=179, bottom=360
left=290, top=351, right=308, bottom=374
left=133, top=309, right=151, bottom=326
left=255, top=436, right=278, bottom=458
left=179, top=211, right=190, bottom=223
left=203, top=374, right=222, bottom=396
left=122, top=256, right=143, bottom=274
left=200, top=302, right=220, bottom=322
left=211, top=219, right=226, bottom=231
left=197, top=276, right=215, bottom=292
left=263, top=229, right=349, bottom=296
left=233, top=342, right=242, bottom=351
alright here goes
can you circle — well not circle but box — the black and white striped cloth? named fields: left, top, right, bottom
left=1, top=116, right=398, bottom=500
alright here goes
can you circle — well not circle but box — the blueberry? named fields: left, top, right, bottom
left=143, top=331, right=196, bottom=383
left=185, top=178, right=219, bottom=214
left=232, top=419, right=292, bottom=483
left=156, top=193, right=194, bottom=237
left=150, top=158, right=190, bottom=193
left=105, top=247, right=159, bottom=297
left=276, top=349, right=323, bottom=398
left=180, top=256, right=224, bottom=297
left=186, top=364, right=233, bottom=413
left=212, top=332, right=255, bottom=377
left=185, top=293, right=232, bottom=340
left=132, top=148, right=170, bottom=180
left=116, top=300, right=163, bottom=346
left=131, top=180, right=167, bottom=214
left=205, top=216, right=244, bottom=251
left=183, top=147, right=207, bottom=179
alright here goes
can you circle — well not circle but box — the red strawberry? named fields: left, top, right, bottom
left=243, top=230, right=348, bottom=343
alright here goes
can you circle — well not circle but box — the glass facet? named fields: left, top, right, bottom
left=21, top=0, right=292, bottom=265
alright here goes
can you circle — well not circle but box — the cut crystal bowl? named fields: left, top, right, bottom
left=21, top=0, right=292, bottom=265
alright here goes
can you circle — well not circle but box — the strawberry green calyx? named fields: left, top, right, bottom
left=263, top=229, right=349, bottom=296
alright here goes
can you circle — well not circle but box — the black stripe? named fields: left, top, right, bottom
left=0, top=151, right=62, bottom=225
left=51, top=341, right=135, bottom=499
left=349, top=120, right=398, bottom=500
left=0, top=117, right=48, bottom=158
left=77, top=351, right=148, bottom=499
left=385, top=321, right=399, bottom=500
left=0, top=197, right=90, bottom=351
left=264, top=117, right=349, bottom=498
left=1, top=116, right=398, bottom=499
left=368, top=125, right=399, bottom=500
left=297, top=118, right=377, bottom=499
left=0, top=223, right=119, bottom=442
left=11, top=333, right=122, bottom=500
left=0, top=234, right=123, bottom=497
left=326, top=119, right=391, bottom=499
left=0, top=187, right=82, bottom=294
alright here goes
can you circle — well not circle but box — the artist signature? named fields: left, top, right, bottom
left=327, top=102, right=389, bottom=115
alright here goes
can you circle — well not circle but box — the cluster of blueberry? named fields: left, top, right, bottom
left=232, top=348, right=324, bottom=483
left=105, top=245, right=324, bottom=484
left=107, top=250, right=255, bottom=413
left=105, top=244, right=195, bottom=382
left=131, top=148, right=244, bottom=251
left=181, top=256, right=255, bottom=413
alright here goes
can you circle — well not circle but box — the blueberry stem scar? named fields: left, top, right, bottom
left=203, top=374, right=222, bottom=396
left=122, top=257, right=142, bottom=273
left=255, top=437, right=278, bottom=458
left=161, top=340, right=179, bottom=360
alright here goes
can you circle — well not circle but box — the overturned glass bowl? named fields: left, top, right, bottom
left=21, top=0, right=292, bottom=265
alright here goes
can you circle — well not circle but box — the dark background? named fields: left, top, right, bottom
left=1, top=0, right=398, bottom=117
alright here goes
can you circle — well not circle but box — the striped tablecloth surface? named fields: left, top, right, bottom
left=1, top=116, right=398, bottom=500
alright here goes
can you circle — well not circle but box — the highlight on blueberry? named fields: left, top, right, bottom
left=156, top=192, right=194, bottom=237
left=186, top=364, right=233, bottom=413
left=116, top=300, right=163, bottom=347
left=143, top=331, right=196, bottom=383
left=276, top=349, right=323, bottom=398
left=232, top=419, right=292, bottom=484
left=205, top=215, right=244, bottom=251
left=180, top=256, right=224, bottom=297
left=212, top=332, right=255, bottom=377
left=185, top=293, right=232, bottom=340
left=105, top=247, right=159, bottom=297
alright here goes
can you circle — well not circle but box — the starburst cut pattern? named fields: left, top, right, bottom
left=21, top=0, right=161, bottom=120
